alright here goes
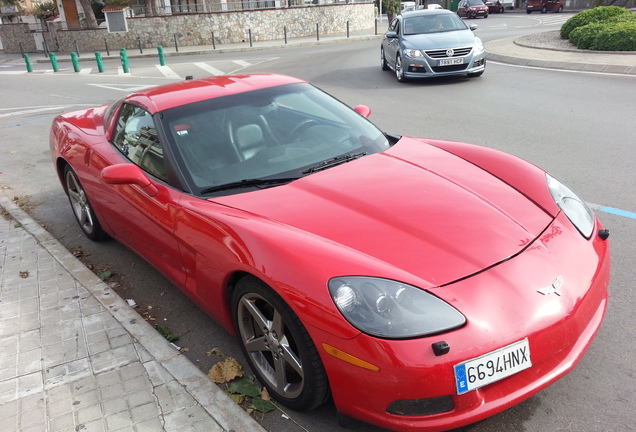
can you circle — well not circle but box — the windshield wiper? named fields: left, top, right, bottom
left=301, top=152, right=367, bottom=174
left=200, top=177, right=299, bottom=194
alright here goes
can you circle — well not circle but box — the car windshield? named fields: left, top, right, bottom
left=403, top=14, right=468, bottom=35
left=159, top=82, right=390, bottom=195
left=466, top=0, right=485, bottom=5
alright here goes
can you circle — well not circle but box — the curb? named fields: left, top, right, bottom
left=0, top=191, right=266, bottom=432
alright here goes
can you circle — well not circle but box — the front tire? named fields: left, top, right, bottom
left=395, top=55, right=407, bottom=82
left=232, top=276, right=330, bottom=411
left=64, top=165, right=107, bottom=241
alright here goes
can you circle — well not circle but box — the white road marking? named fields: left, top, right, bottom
left=156, top=64, right=182, bottom=79
left=194, top=62, right=225, bottom=76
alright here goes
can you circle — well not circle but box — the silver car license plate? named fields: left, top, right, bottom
left=437, top=58, right=464, bottom=67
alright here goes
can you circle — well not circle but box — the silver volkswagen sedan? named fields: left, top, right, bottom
left=381, top=9, right=486, bottom=82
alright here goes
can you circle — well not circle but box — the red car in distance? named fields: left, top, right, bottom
left=526, top=0, right=564, bottom=13
left=50, top=74, right=610, bottom=432
left=485, top=0, right=505, bottom=13
left=456, top=0, right=489, bottom=18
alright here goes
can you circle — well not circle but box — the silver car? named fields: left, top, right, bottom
left=381, top=9, right=486, bottom=82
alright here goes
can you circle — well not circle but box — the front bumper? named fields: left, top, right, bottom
left=402, top=52, right=486, bottom=79
left=314, top=213, right=610, bottom=432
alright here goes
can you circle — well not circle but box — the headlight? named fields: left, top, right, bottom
left=546, top=174, right=595, bottom=239
left=328, top=277, right=466, bottom=339
left=404, top=49, right=424, bottom=58
left=474, top=41, right=485, bottom=55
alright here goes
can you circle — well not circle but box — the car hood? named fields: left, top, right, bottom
left=402, top=30, right=478, bottom=50
left=213, top=138, right=553, bottom=286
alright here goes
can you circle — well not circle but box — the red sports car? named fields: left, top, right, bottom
left=50, top=74, right=610, bottom=432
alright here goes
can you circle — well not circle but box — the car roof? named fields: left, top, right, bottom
left=399, top=9, right=455, bottom=17
left=123, top=74, right=307, bottom=114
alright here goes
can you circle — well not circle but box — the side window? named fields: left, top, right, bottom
left=389, top=18, right=398, bottom=33
left=112, top=104, right=167, bottom=181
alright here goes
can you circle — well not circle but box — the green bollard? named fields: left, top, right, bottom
left=49, top=52, right=59, bottom=72
left=71, top=52, right=80, bottom=73
left=157, top=46, right=166, bottom=66
left=23, top=54, right=33, bottom=73
left=95, top=52, right=104, bottom=73
left=119, top=48, right=130, bottom=74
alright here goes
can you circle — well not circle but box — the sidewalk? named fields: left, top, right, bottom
left=485, top=31, right=636, bottom=75
left=0, top=193, right=265, bottom=432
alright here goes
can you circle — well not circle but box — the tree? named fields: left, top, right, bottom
left=79, top=0, right=99, bottom=27
left=31, top=1, right=57, bottom=20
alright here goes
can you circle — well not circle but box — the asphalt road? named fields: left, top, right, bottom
left=1, top=13, right=635, bottom=432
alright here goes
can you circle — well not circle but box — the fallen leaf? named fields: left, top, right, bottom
left=208, top=357, right=244, bottom=383
left=252, top=396, right=276, bottom=413
left=229, top=376, right=261, bottom=397
left=206, top=348, right=225, bottom=358
left=19, top=270, right=29, bottom=278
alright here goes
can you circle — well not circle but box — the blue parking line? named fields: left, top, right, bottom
left=600, top=207, right=636, bottom=220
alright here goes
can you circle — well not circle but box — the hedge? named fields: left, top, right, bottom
left=560, top=6, right=635, bottom=39
left=589, top=22, right=636, bottom=51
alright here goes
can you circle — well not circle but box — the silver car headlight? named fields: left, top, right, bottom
left=474, top=41, right=485, bottom=55
left=329, top=277, right=466, bottom=339
left=547, top=174, right=595, bottom=239
left=404, top=49, right=424, bottom=58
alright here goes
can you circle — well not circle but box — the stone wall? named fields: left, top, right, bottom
left=0, top=3, right=374, bottom=54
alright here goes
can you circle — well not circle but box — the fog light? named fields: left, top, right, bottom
left=386, top=396, right=454, bottom=416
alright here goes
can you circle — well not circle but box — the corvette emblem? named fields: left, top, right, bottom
left=538, top=276, right=563, bottom=296
left=446, top=49, right=454, bottom=57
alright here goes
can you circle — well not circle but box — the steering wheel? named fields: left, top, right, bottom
left=289, top=119, right=319, bottom=140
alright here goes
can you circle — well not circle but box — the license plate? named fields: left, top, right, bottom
left=454, top=338, right=532, bottom=395
left=437, top=58, right=464, bottom=67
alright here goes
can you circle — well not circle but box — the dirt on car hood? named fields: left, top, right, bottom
left=214, top=138, right=553, bottom=286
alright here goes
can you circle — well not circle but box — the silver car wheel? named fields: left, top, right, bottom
left=395, top=55, right=406, bottom=82
left=232, top=276, right=330, bottom=410
left=64, top=165, right=106, bottom=241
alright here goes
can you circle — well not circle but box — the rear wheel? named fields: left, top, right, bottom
left=556, top=5, right=563, bottom=12
left=541, top=6, right=547, bottom=13
left=381, top=47, right=389, bottom=71
left=232, top=276, right=330, bottom=411
left=64, top=165, right=107, bottom=241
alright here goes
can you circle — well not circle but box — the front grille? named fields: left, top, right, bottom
left=432, top=64, right=469, bottom=72
left=425, top=47, right=473, bottom=59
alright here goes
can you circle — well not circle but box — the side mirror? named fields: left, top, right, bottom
left=385, top=31, right=398, bottom=39
left=354, top=105, right=372, bottom=118
left=101, top=164, right=159, bottom=197
left=470, top=24, right=478, bottom=31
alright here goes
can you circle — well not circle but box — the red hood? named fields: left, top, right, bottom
left=214, top=138, right=553, bottom=285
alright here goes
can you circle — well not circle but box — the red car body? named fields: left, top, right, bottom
left=526, top=0, right=564, bottom=13
left=456, top=0, right=489, bottom=18
left=50, top=74, right=610, bottom=432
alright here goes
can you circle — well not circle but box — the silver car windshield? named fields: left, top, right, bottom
left=403, top=14, right=468, bottom=35
left=160, top=83, right=390, bottom=194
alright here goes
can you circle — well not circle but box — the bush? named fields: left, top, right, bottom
left=569, top=23, right=606, bottom=49
left=560, top=6, right=634, bottom=39
left=590, top=22, right=636, bottom=51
